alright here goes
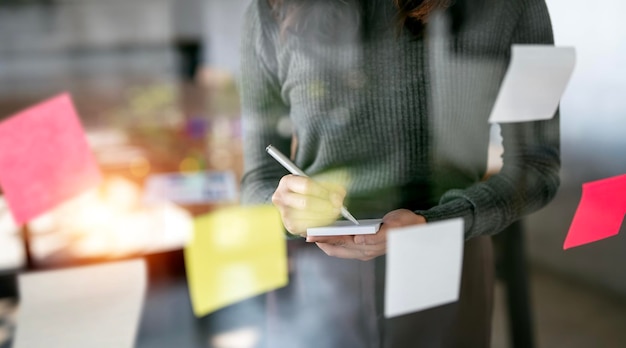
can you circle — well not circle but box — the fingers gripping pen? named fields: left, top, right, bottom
left=265, top=145, right=359, bottom=225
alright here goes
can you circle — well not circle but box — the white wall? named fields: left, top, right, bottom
left=202, top=0, right=251, bottom=76
left=0, top=0, right=179, bottom=97
left=527, top=0, right=626, bottom=296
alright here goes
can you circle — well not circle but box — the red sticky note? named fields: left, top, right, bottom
left=0, top=93, right=102, bottom=225
left=563, top=174, right=626, bottom=250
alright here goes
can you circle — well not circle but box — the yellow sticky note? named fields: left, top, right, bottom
left=184, top=205, right=288, bottom=317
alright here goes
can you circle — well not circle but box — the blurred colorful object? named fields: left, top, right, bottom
left=0, top=93, right=102, bottom=225
left=564, top=173, right=626, bottom=249
left=184, top=117, right=209, bottom=140
left=143, top=170, right=238, bottom=205
left=184, top=205, right=288, bottom=317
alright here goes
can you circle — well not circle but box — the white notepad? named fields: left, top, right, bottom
left=307, top=219, right=382, bottom=236
left=385, top=218, right=464, bottom=318
left=489, top=45, right=576, bottom=123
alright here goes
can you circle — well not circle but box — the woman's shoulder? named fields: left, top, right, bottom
left=450, top=0, right=550, bottom=55
left=242, top=0, right=281, bottom=45
left=241, top=0, right=282, bottom=73
left=458, top=0, right=543, bottom=22
left=244, top=0, right=279, bottom=29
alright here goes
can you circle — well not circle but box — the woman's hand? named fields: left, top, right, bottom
left=272, top=174, right=346, bottom=237
left=307, top=209, right=427, bottom=261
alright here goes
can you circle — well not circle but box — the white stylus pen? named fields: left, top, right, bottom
left=266, top=145, right=360, bottom=225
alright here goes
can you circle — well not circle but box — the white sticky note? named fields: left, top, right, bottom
left=385, top=218, right=464, bottom=318
left=307, top=219, right=382, bottom=237
left=14, top=259, right=146, bottom=348
left=489, top=45, right=576, bottom=123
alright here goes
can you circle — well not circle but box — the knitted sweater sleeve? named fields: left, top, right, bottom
left=239, top=1, right=291, bottom=206
left=416, top=0, right=561, bottom=238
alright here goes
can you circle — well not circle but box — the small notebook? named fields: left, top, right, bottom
left=307, top=219, right=382, bottom=236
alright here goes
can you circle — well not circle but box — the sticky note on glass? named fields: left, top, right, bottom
left=385, top=218, right=464, bottom=318
left=143, top=170, right=238, bottom=205
left=184, top=205, right=288, bottom=317
left=564, top=174, right=626, bottom=250
left=489, top=45, right=576, bottom=123
left=0, top=93, right=102, bottom=225
left=307, top=219, right=382, bottom=236
left=14, top=259, right=146, bottom=348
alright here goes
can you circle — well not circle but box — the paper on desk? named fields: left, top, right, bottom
left=0, top=93, right=102, bottom=225
left=488, top=45, right=576, bottom=123
left=307, top=219, right=382, bottom=236
left=563, top=174, right=626, bottom=250
left=385, top=218, right=464, bottom=318
left=13, top=259, right=146, bottom=348
left=185, top=205, right=288, bottom=317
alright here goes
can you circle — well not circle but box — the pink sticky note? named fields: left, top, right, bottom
left=0, top=93, right=102, bottom=225
left=563, top=174, right=626, bottom=250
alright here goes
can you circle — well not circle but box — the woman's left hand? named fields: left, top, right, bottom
left=306, top=209, right=427, bottom=261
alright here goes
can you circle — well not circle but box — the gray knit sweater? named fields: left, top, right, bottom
left=239, top=0, right=560, bottom=239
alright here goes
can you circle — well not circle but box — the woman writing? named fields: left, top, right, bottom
left=239, top=0, right=560, bottom=347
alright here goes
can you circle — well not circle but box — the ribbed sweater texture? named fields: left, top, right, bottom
left=239, top=0, right=560, bottom=239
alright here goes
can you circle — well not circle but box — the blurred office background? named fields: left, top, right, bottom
left=0, top=0, right=625, bottom=347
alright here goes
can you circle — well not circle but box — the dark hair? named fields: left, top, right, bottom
left=267, top=0, right=461, bottom=41
left=393, top=0, right=453, bottom=35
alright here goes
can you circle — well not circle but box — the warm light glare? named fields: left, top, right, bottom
left=129, top=157, right=151, bottom=178
left=26, top=177, right=193, bottom=260
left=104, top=176, right=141, bottom=212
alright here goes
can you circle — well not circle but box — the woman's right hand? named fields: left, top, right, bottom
left=271, top=174, right=346, bottom=237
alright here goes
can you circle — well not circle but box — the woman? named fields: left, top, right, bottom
left=239, top=0, right=560, bottom=347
